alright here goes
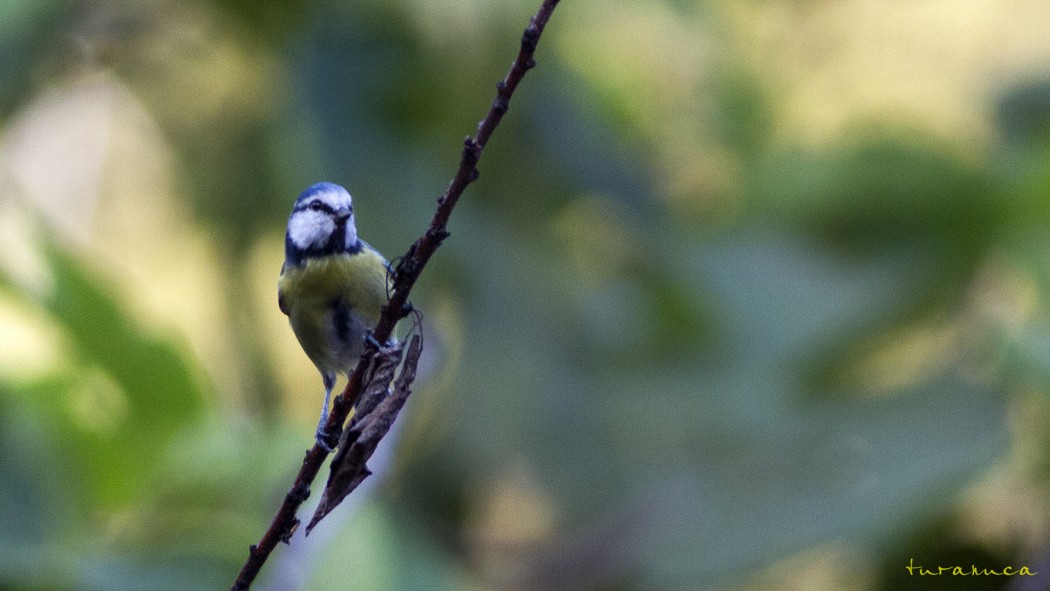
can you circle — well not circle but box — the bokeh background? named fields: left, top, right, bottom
left=3, top=0, right=1050, bottom=589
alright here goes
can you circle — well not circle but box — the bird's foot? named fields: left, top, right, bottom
left=315, top=424, right=340, bottom=453
left=365, top=331, right=398, bottom=350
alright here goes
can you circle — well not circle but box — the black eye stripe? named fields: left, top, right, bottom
left=294, top=200, right=336, bottom=215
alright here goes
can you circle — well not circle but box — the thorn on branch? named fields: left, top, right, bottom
left=395, top=246, right=420, bottom=278
left=493, top=94, right=510, bottom=115
left=522, top=22, right=540, bottom=53
left=331, top=388, right=350, bottom=414
left=428, top=227, right=451, bottom=243
left=287, top=482, right=310, bottom=503
left=462, top=137, right=481, bottom=166
left=283, top=482, right=306, bottom=505
left=400, top=301, right=415, bottom=319
left=279, top=519, right=300, bottom=544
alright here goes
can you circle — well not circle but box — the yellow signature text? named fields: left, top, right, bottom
left=906, top=558, right=1038, bottom=576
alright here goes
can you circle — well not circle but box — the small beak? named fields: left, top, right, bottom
left=335, top=209, right=352, bottom=224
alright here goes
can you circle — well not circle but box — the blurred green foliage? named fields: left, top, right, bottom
left=2, top=1, right=1050, bottom=590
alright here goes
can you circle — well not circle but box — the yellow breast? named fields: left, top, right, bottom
left=278, top=249, right=391, bottom=374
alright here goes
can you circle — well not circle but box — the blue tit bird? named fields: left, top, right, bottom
left=278, top=182, right=392, bottom=449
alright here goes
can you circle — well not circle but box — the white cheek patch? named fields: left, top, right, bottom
left=343, top=215, right=358, bottom=250
left=288, top=211, right=334, bottom=249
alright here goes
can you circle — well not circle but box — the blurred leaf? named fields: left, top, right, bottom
left=75, top=552, right=231, bottom=591
left=622, top=370, right=1006, bottom=587
left=0, top=0, right=65, bottom=119
left=749, top=137, right=1001, bottom=257
left=44, top=243, right=204, bottom=423
left=745, top=137, right=1009, bottom=389
left=873, top=515, right=1022, bottom=591
left=0, top=239, right=207, bottom=508
left=210, top=0, right=315, bottom=40
left=710, top=68, right=774, bottom=161
left=997, top=78, right=1050, bottom=148
left=412, top=228, right=1010, bottom=589
left=0, top=397, right=75, bottom=589
left=308, top=500, right=462, bottom=591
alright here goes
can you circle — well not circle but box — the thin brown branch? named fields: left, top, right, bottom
left=229, top=1, right=561, bottom=588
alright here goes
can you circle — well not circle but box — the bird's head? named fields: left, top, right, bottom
left=285, top=182, right=359, bottom=264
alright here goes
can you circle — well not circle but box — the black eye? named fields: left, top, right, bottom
left=309, top=201, right=324, bottom=212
